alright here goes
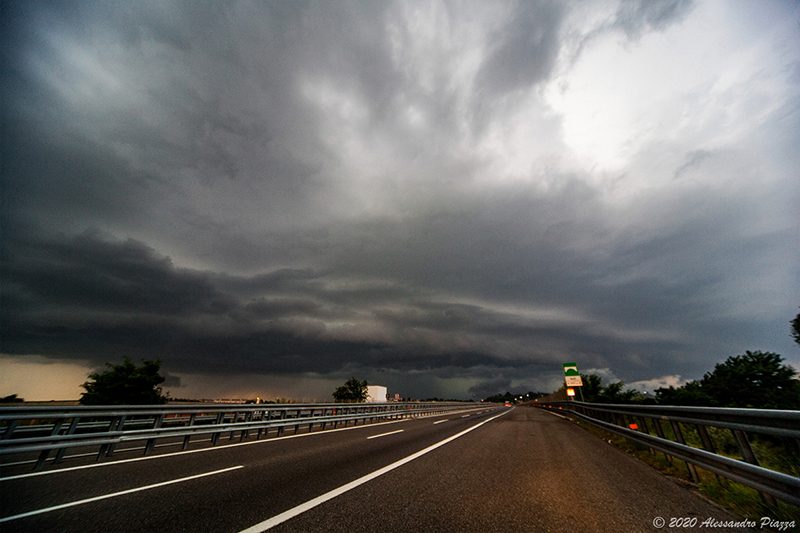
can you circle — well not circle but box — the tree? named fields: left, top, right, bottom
left=656, top=351, right=800, bottom=409
left=485, top=391, right=516, bottom=403
left=579, top=374, right=643, bottom=403
left=599, top=381, right=642, bottom=403
left=700, top=351, right=800, bottom=409
left=80, top=357, right=168, bottom=405
left=580, top=374, right=603, bottom=402
left=791, top=308, right=800, bottom=346
left=654, top=380, right=714, bottom=407
left=332, top=377, right=368, bottom=403
left=1, top=394, right=24, bottom=403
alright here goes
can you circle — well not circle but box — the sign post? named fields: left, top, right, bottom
left=563, top=363, right=584, bottom=401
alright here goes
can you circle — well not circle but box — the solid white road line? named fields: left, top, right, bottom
left=433, top=420, right=448, bottom=425
left=367, top=429, right=404, bottom=440
left=237, top=409, right=512, bottom=533
left=0, top=465, right=244, bottom=523
left=544, top=410, right=568, bottom=420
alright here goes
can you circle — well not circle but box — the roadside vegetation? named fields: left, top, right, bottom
left=536, top=313, right=800, bottom=526
left=565, top=413, right=800, bottom=526
left=553, top=350, right=800, bottom=410
left=655, top=350, right=800, bottom=410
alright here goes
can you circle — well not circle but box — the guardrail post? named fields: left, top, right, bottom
left=98, top=416, right=126, bottom=460
left=109, top=416, right=127, bottom=456
left=637, top=417, right=656, bottom=455
left=54, top=417, right=81, bottom=464
left=241, top=411, right=253, bottom=441
left=143, top=414, right=163, bottom=456
left=732, top=429, right=777, bottom=508
left=34, top=418, right=66, bottom=470
left=182, top=413, right=197, bottom=450
left=695, top=424, right=726, bottom=487
left=211, top=412, right=225, bottom=446
left=670, top=421, right=699, bottom=482
left=732, top=429, right=758, bottom=464
left=650, top=419, right=673, bottom=463
left=266, top=408, right=273, bottom=435
left=229, top=412, right=239, bottom=441
left=255, top=410, right=265, bottom=439
left=2, top=419, right=19, bottom=440
left=277, top=409, right=287, bottom=436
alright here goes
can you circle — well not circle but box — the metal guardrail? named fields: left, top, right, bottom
left=536, top=401, right=800, bottom=507
left=0, top=402, right=483, bottom=471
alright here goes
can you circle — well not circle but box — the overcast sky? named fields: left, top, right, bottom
left=2, top=0, right=799, bottom=402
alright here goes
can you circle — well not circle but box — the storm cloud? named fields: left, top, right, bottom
left=2, top=0, right=798, bottom=400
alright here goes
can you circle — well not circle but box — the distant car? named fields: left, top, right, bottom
left=504, top=402, right=511, bottom=407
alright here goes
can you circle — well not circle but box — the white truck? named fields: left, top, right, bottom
left=366, top=385, right=387, bottom=403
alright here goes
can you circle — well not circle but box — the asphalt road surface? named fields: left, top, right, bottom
left=0, top=406, right=755, bottom=532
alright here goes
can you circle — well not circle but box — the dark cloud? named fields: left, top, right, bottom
left=614, top=0, right=695, bottom=40
left=474, top=0, right=565, bottom=97
left=2, top=0, right=798, bottom=400
left=1, top=229, right=232, bottom=316
left=469, top=377, right=513, bottom=399
left=6, top=188, right=792, bottom=389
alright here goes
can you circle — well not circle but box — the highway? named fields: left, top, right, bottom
left=0, top=406, right=755, bottom=532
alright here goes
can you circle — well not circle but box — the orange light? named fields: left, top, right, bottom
left=629, top=423, right=638, bottom=430
left=566, top=388, right=575, bottom=397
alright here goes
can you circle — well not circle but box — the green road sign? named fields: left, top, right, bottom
left=563, top=362, right=583, bottom=387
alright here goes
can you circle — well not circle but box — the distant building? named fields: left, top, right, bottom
left=366, top=385, right=387, bottom=403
